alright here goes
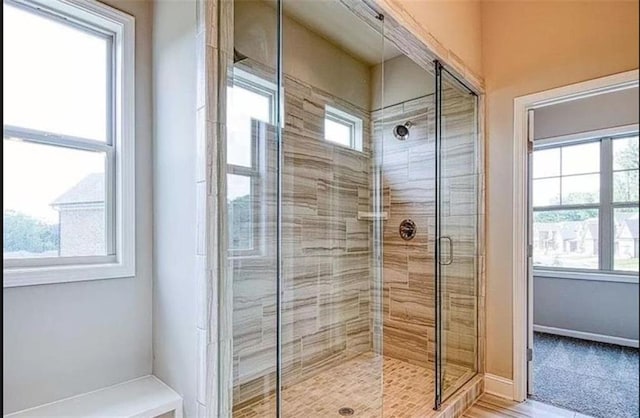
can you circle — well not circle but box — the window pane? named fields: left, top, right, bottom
left=3, top=138, right=108, bottom=258
left=533, top=148, right=560, bottom=178
left=613, top=136, right=639, bottom=170
left=614, top=208, right=639, bottom=272
left=532, top=178, right=560, bottom=207
left=533, top=210, right=599, bottom=269
left=227, top=174, right=253, bottom=251
left=561, top=174, right=599, bottom=204
left=227, top=84, right=271, bottom=168
left=4, top=3, right=109, bottom=142
left=613, top=170, right=640, bottom=203
left=325, top=118, right=352, bottom=147
left=561, top=142, right=599, bottom=175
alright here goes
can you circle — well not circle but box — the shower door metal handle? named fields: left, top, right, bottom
left=438, top=236, right=453, bottom=265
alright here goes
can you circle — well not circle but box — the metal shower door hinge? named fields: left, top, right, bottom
left=527, top=109, right=535, bottom=154
left=527, top=348, right=533, bottom=362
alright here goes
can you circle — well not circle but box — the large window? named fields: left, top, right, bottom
left=3, top=0, right=135, bottom=286
left=226, top=70, right=276, bottom=255
left=532, top=133, right=639, bottom=273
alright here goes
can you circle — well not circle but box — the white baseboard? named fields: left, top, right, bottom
left=484, top=374, right=514, bottom=400
left=533, top=325, right=639, bottom=348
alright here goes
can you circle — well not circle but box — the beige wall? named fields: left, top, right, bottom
left=481, top=0, right=639, bottom=379
left=392, top=0, right=483, bottom=77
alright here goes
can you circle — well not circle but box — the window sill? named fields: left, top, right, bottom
left=3, top=258, right=135, bottom=287
left=533, top=268, right=639, bottom=284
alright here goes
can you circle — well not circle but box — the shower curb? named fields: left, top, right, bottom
left=435, top=374, right=484, bottom=418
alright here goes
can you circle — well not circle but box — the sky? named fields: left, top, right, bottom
left=226, top=83, right=270, bottom=201
left=532, top=138, right=638, bottom=207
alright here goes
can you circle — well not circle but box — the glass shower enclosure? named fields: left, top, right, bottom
left=434, top=62, right=479, bottom=407
left=219, top=1, right=480, bottom=416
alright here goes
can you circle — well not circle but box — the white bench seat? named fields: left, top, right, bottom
left=5, top=376, right=183, bottom=418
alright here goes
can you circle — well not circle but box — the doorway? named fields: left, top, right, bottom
left=512, top=70, right=639, bottom=418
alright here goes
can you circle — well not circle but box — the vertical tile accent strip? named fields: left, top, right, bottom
left=198, top=0, right=224, bottom=416
left=195, top=1, right=210, bottom=416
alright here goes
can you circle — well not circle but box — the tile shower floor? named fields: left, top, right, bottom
left=233, top=352, right=474, bottom=418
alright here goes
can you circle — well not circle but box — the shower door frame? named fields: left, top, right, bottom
left=434, top=60, right=482, bottom=409
left=200, top=0, right=488, bottom=415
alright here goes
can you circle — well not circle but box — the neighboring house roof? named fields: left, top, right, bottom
left=583, top=219, right=599, bottom=240
left=51, top=173, right=105, bottom=208
left=623, top=216, right=639, bottom=240
left=560, top=221, right=582, bottom=241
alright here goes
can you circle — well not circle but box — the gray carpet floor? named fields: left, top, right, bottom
left=531, top=332, right=639, bottom=418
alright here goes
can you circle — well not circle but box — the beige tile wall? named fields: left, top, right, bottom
left=374, top=90, right=479, bottom=379
left=208, top=0, right=486, bottom=416
left=229, top=73, right=479, bottom=410
left=230, top=63, right=377, bottom=409
left=373, top=97, right=435, bottom=369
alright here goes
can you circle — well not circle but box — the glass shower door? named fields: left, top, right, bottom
left=434, top=62, right=479, bottom=407
left=226, top=0, right=388, bottom=415
left=279, top=1, right=386, bottom=416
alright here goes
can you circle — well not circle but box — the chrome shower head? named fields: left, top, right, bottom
left=393, top=121, right=412, bottom=140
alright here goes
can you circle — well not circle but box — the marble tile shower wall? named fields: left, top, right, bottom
left=438, top=89, right=479, bottom=376
left=230, top=68, right=375, bottom=408
left=373, top=91, right=478, bottom=373
left=373, top=96, right=435, bottom=369
left=202, top=1, right=486, bottom=415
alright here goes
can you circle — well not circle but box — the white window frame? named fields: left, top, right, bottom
left=3, top=0, right=135, bottom=287
left=324, top=105, right=363, bottom=151
left=532, top=124, right=639, bottom=279
left=227, top=69, right=277, bottom=258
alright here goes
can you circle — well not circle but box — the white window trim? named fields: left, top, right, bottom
left=533, top=268, right=638, bottom=284
left=3, top=0, right=135, bottom=287
left=324, top=105, right=363, bottom=152
left=227, top=69, right=276, bottom=258
left=534, top=124, right=639, bottom=148
left=531, top=125, right=639, bottom=277
left=233, top=68, right=278, bottom=123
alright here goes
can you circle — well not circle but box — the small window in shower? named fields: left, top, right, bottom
left=227, top=70, right=276, bottom=256
left=324, top=105, right=363, bottom=151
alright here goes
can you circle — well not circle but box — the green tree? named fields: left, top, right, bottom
left=615, top=137, right=639, bottom=170
left=535, top=192, right=598, bottom=223
left=614, top=138, right=639, bottom=202
left=228, top=194, right=253, bottom=249
left=535, top=209, right=597, bottom=223
left=3, top=210, right=59, bottom=254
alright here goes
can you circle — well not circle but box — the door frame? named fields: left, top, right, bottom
left=511, top=69, right=639, bottom=402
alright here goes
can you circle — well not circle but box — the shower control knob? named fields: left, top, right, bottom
left=399, top=219, right=417, bottom=241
